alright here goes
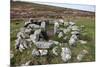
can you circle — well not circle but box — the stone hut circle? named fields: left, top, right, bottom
left=14, top=18, right=89, bottom=64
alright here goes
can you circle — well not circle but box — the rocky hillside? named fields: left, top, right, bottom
left=11, top=1, right=95, bottom=20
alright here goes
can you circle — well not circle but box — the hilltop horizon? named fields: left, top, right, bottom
left=12, top=0, right=95, bottom=12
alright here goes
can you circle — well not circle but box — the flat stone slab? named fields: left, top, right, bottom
left=35, top=41, right=53, bottom=48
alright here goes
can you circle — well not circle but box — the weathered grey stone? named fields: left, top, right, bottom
left=30, top=34, right=38, bottom=43
left=52, top=46, right=58, bottom=56
left=39, top=49, right=48, bottom=56
left=19, top=43, right=25, bottom=52
left=32, top=49, right=39, bottom=56
left=49, top=40, right=59, bottom=45
left=54, top=22, right=59, bottom=34
left=69, top=21, right=75, bottom=26
left=24, top=21, right=31, bottom=26
left=15, top=37, right=25, bottom=52
left=17, top=31, right=25, bottom=39
left=66, top=27, right=71, bottom=32
left=71, top=31, right=80, bottom=35
left=69, top=34, right=78, bottom=46
left=77, top=50, right=88, bottom=61
left=52, top=41, right=59, bottom=45
left=30, top=29, right=41, bottom=43
left=15, top=34, right=32, bottom=52
left=34, top=41, right=53, bottom=48
left=60, top=27, right=71, bottom=34
left=41, top=21, right=46, bottom=30
left=17, top=28, right=31, bottom=39
left=71, top=25, right=79, bottom=31
left=24, top=28, right=32, bottom=34
left=63, top=29, right=69, bottom=34
left=58, top=32, right=63, bottom=38
left=58, top=19, right=64, bottom=23
left=25, top=39, right=32, bottom=48
left=28, top=24, right=40, bottom=29
left=61, top=47, right=71, bottom=62
left=16, top=27, right=33, bottom=52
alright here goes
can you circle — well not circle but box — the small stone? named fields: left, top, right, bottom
left=77, top=49, right=88, bottom=61
left=19, top=44, right=25, bottom=52
left=58, top=32, right=63, bottom=38
left=39, top=49, right=48, bottom=56
left=35, top=41, right=53, bottom=48
left=58, top=19, right=64, bottom=23
left=30, top=29, right=41, bottom=43
left=41, top=21, right=46, bottom=30
left=71, top=25, right=79, bottom=31
left=61, top=47, right=71, bottom=62
left=54, top=22, right=59, bottom=34
left=24, top=28, right=32, bottom=34
left=69, top=34, right=78, bottom=46
left=32, top=49, right=39, bottom=56
left=49, top=40, right=59, bottom=45
left=69, top=21, right=75, bottom=26
left=52, top=46, right=58, bottom=56
left=28, top=24, right=40, bottom=29
left=71, top=31, right=80, bottom=35
left=63, top=29, right=69, bottom=34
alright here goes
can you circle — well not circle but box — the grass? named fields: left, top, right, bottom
left=10, top=17, right=95, bottom=66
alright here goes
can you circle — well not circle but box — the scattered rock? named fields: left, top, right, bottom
left=32, top=49, right=39, bottom=56
left=71, top=25, right=79, bottom=31
left=58, top=19, right=64, bottom=24
left=35, top=41, right=53, bottom=48
left=63, top=29, right=69, bottom=34
left=28, top=24, right=40, bottom=29
left=58, top=32, right=63, bottom=38
left=54, top=22, right=59, bottom=34
left=39, top=49, right=48, bottom=56
left=71, top=31, right=80, bottom=35
left=69, top=21, right=75, bottom=26
left=49, top=40, right=59, bottom=45
left=41, top=21, right=46, bottom=30
left=69, top=34, right=78, bottom=46
left=52, top=46, right=59, bottom=56
left=30, top=29, right=41, bottom=43
left=61, top=47, right=71, bottom=62
left=77, top=49, right=88, bottom=61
